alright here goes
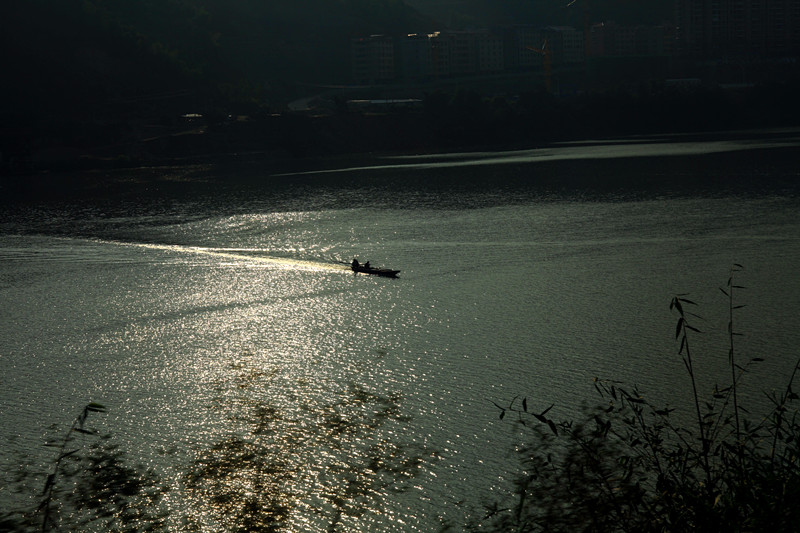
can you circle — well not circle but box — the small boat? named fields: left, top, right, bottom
left=351, top=263, right=400, bottom=278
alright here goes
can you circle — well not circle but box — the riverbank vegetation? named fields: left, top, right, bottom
left=476, top=265, right=800, bottom=532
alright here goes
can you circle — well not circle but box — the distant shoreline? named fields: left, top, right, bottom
left=2, top=129, right=799, bottom=204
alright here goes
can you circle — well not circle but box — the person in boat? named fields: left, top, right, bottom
left=351, top=258, right=359, bottom=269
left=364, top=261, right=370, bottom=269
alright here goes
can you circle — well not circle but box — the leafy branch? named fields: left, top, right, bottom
left=38, top=402, right=107, bottom=532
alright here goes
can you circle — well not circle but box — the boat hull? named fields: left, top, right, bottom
left=352, top=265, right=400, bottom=278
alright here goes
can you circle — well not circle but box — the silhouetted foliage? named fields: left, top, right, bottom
left=0, top=385, right=430, bottom=532
left=0, top=404, right=167, bottom=533
left=479, top=266, right=800, bottom=532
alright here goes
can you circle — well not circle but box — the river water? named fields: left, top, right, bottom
left=2, top=131, right=800, bottom=531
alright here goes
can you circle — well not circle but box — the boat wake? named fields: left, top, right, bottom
left=108, top=241, right=350, bottom=273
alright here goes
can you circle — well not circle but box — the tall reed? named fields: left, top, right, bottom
left=478, top=266, right=800, bottom=532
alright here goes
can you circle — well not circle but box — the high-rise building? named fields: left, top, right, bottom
left=400, top=34, right=433, bottom=80
left=504, top=25, right=585, bottom=69
left=588, top=22, right=675, bottom=57
left=544, top=26, right=586, bottom=64
left=351, top=35, right=395, bottom=84
left=476, top=30, right=505, bottom=73
left=675, top=0, right=800, bottom=58
left=428, top=32, right=452, bottom=77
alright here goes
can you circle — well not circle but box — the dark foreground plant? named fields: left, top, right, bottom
left=2, top=370, right=430, bottom=532
left=0, top=403, right=167, bottom=533
left=478, top=266, right=800, bottom=532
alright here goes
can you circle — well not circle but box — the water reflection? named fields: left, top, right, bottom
left=185, top=367, right=432, bottom=532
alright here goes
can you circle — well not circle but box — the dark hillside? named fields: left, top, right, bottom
left=3, top=1, right=193, bottom=115
left=2, top=0, right=435, bottom=118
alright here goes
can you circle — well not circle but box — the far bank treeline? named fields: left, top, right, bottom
left=11, top=81, right=800, bottom=171
left=214, top=82, right=800, bottom=157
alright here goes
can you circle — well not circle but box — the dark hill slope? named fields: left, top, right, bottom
left=2, top=0, right=435, bottom=119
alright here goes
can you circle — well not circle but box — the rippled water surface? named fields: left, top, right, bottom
left=2, top=135, right=800, bottom=530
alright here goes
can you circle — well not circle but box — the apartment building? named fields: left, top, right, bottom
left=589, top=22, right=675, bottom=57
left=428, top=32, right=452, bottom=77
left=397, top=30, right=504, bottom=80
left=351, top=35, right=395, bottom=84
left=544, top=26, right=585, bottom=64
left=400, top=33, right=433, bottom=80
left=477, top=30, right=505, bottom=73
left=674, top=0, right=800, bottom=57
left=504, top=25, right=585, bottom=69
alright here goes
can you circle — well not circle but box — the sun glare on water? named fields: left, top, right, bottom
left=114, top=240, right=350, bottom=273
